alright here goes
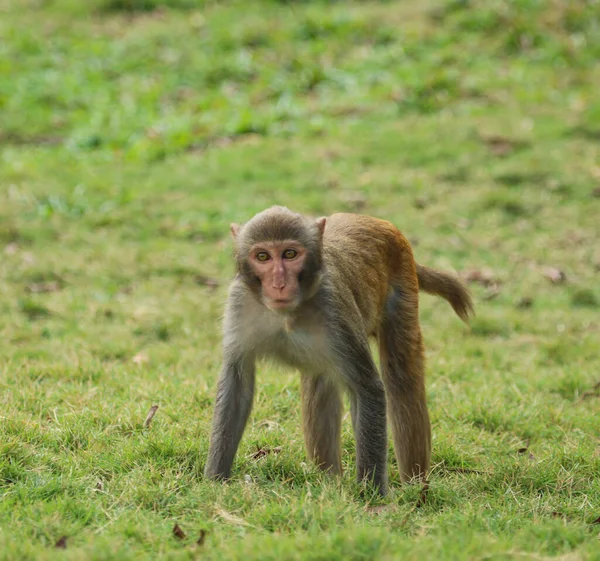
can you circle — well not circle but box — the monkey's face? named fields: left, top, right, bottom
left=230, top=207, right=325, bottom=312
left=247, top=240, right=308, bottom=312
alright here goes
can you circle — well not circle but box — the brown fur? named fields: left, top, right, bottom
left=204, top=207, right=474, bottom=494
left=416, top=263, right=474, bottom=323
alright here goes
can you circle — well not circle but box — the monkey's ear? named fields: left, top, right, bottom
left=316, top=217, right=326, bottom=236
left=230, top=223, right=241, bottom=238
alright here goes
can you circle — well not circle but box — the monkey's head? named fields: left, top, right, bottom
left=231, top=206, right=326, bottom=313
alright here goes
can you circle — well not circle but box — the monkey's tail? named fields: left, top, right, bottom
left=416, top=264, right=474, bottom=324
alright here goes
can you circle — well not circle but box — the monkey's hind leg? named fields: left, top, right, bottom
left=300, top=373, right=343, bottom=475
left=379, top=287, right=431, bottom=482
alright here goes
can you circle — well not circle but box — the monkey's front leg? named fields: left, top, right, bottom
left=351, top=379, right=388, bottom=495
left=341, top=337, right=389, bottom=496
left=204, top=355, right=255, bottom=480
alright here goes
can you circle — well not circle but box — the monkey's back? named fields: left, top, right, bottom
left=322, top=213, right=418, bottom=335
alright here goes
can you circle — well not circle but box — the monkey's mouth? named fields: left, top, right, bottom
left=268, top=298, right=296, bottom=311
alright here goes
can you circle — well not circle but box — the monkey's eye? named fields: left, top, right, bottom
left=256, top=252, right=270, bottom=262
left=283, top=249, right=298, bottom=260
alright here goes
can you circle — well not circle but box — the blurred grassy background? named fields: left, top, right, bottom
left=1, top=0, right=599, bottom=559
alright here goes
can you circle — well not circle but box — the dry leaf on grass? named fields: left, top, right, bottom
left=516, top=297, right=534, bottom=309
left=172, top=523, right=186, bottom=540
left=482, top=286, right=502, bottom=301
left=517, top=448, right=536, bottom=461
left=516, top=438, right=536, bottom=461
left=144, top=405, right=159, bottom=428
left=413, top=197, right=428, bottom=210
left=4, top=243, right=18, bottom=255
left=257, top=420, right=280, bottom=430
left=194, top=275, right=220, bottom=289
left=214, top=507, right=252, bottom=527
left=578, top=380, right=600, bottom=401
left=132, top=352, right=148, bottom=365
left=54, top=536, right=67, bottom=549
left=249, top=446, right=282, bottom=460
left=341, top=192, right=367, bottom=212
left=26, top=281, right=62, bottom=293
left=365, top=504, right=392, bottom=515
left=463, top=268, right=498, bottom=287
left=479, top=134, right=527, bottom=157
left=542, top=267, right=566, bottom=284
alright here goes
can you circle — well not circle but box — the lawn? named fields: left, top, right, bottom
left=1, top=0, right=599, bottom=559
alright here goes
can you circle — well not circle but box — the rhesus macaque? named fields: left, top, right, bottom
left=204, top=206, right=473, bottom=495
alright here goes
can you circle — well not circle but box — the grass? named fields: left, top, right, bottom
left=1, top=0, right=599, bottom=558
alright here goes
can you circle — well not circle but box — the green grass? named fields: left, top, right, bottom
left=1, top=0, right=600, bottom=558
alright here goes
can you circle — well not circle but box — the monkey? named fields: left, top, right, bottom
left=204, top=206, right=473, bottom=495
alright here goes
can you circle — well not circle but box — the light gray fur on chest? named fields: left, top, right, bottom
left=231, top=299, right=336, bottom=374
left=268, top=324, right=326, bottom=370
